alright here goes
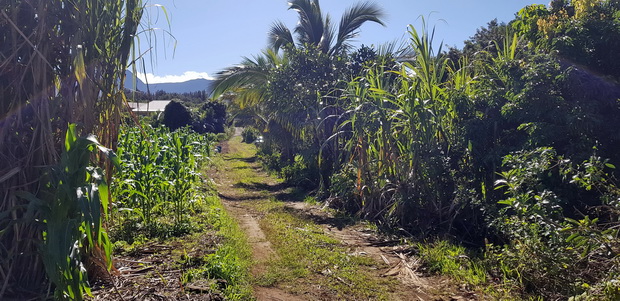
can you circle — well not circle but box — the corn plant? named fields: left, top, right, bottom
left=17, top=124, right=120, bottom=300
left=329, top=22, right=466, bottom=228
left=113, top=124, right=213, bottom=238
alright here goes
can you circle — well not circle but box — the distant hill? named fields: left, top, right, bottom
left=124, top=71, right=214, bottom=94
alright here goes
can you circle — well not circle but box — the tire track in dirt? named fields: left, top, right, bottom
left=222, top=202, right=304, bottom=301
left=213, top=131, right=305, bottom=301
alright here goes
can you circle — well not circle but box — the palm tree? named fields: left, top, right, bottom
left=211, top=49, right=284, bottom=105
left=269, top=0, right=385, bottom=55
left=212, top=0, right=385, bottom=101
left=211, top=49, right=286, bottom=127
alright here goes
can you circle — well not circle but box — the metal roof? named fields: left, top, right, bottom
left=127, top=100, right=171, bottom=113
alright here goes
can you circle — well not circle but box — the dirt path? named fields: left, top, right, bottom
left=213, top=131, right=474, bottom=301
left=213, top=134, right=305, bottom=301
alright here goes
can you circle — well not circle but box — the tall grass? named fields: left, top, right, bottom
left=0, top=0, right=142, bottom=297
left=331, top=23, right=466, bottom=229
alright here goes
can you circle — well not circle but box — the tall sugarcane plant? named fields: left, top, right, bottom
left=0, top=0, right=143, bottom=298
left=331, top=23, right=471, bottom=228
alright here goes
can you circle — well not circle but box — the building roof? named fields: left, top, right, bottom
left=127, top=100, right=171, bottom=113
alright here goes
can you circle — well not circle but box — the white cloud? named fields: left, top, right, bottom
left=135, top=71, right=214, bottom=83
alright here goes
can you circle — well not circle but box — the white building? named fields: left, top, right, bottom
left=127, top=100, right=171, bottom=116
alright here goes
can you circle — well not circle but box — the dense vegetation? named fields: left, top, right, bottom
left=214, top=0, right=620, bottom=299
left=0, top=1, right=230, bottom=299
left=2, top=0, right=620, bottom=299
left=0, top=0, right=142, bottom=299
left=109, top=124, right=253, bottom=300
left=112, top=125, right=214, bottom=239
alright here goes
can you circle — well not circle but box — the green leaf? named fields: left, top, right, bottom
left=65, top=124, right=78, bottom=152
left=74, top=46, right=87, bottom=90
left=498, top=198, right=515, bottom=206
left=99, top=182, right=110, bottom=217
left=566, top=233, right=580, bottom=243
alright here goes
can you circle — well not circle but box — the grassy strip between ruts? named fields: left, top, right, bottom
left=216, top=136, right=400, bottom=299
left=247, top=199, right=399, bottom=300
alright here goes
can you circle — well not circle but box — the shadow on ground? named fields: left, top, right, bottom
left=280, top=204, right=357, bottom=231
left=233, top=181, right=288, bottom=192
left=217, top=192, right=265, bottom=201
left=230, top=181, right=310, bottom=203
left=231, top=166, right=261, bottom=171
left=224, top=156, right=257, bottom=163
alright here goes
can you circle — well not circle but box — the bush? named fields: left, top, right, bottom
left=241, top=127, right=259, bottom=143
left=327, top=164, right=358, bottom=211
left=488, top=147, right=620, bottom=299
left=193, top=101, right=227, bottom=134
left=281, top=155, right=316, bottom=189
left=256, top=146, right=282, bottom=172
left=163, top=100, right=192, bottom=131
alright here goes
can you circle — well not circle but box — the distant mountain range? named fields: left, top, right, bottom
left=124, top=71, right=214, bottom=94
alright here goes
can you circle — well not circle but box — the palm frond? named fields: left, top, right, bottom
left=269, top=20, right=295, bottom=51
left=211, top=49, right=285, bottom=106
left=289, top=0, right=325, bottom=46
left=333, top=1, right=385, bottom=55
left=318, top=14, right=335, bottom=53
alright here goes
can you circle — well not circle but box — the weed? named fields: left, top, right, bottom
left=417, top=240, right=487, bottom=286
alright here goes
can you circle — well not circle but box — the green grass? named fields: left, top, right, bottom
left=417, top=240, right=487, bottom=285
left=250, top=200, right=396, bottom=300
left=110, top=193, right=254, bottom=300
left=217, top=133, right=404, bottom=299
left=415, top=240, right=545, bottom=300
left=179, top=194, right=253, bottom=300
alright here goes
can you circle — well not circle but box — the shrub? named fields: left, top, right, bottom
left=281, top=155, right=317, bottom=189
left=256, top=145, right=282, bottom=172
left=193, top=101, right=227, bottom=134
left=327, top=164, right=358, bottom=211
left=163, top=100, right=192, bottom=131
left=241, top=127, right=259, bottom=143
left=489, top=147, right=620, bottom=299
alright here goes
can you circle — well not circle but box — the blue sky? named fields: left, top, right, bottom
left=136, top=0, right=547, bottom=83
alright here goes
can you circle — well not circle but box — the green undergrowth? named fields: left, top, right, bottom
left=112, top=192, right=253, bottom=300
left=250, top=200, right=397, bottom=300
left=222, top=136, right=268, bottom=184
left=178, top=193, right=253, bottom=300
left=417, top=240, right=487, bottom=286
left=112, top=165, right=253, bottom=300
left=416, top=240, right=548, bottom=300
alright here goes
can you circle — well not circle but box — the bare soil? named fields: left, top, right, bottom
left=89, top=234, right=226, bottom=301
